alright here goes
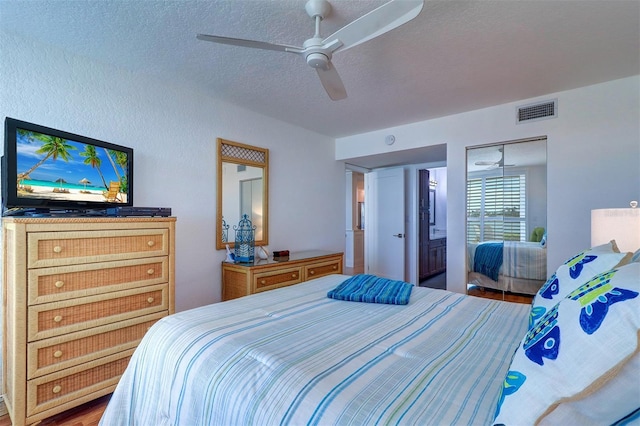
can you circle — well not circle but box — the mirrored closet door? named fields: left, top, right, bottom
left=466, top=138, right=547, bottom=296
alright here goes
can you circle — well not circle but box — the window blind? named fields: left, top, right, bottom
left=466, top=174, right=526, bottom=243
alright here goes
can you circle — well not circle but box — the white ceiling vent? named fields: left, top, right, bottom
left=516, top=99, right=557, bottom=124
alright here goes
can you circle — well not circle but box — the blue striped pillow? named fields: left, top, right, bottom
left=327, top=274, right=413, bottom=305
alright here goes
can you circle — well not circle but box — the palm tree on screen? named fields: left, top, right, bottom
left=80, top=145, right=108, bottom=189
left=104, top=149, right=128, bottom=193
left=17, top=129, right=77, bottom=183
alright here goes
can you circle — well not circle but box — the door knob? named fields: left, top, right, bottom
left=393, top=233, right=405, bottom=238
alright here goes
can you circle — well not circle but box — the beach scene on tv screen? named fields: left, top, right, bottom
left=16, top=128, right=129, bottom=204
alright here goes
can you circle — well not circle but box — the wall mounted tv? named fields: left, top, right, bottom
left=2, top=117, right=133, bottom=215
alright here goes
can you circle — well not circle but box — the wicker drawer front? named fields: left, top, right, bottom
left=304, top=258, right=343, bottom=281
left=253, top=267, right=302, bottom=293
left=28, top=257, right=169, bottom=305
left=26, top=349, right=134, bottom=417
left=28, top=312, right=165, bottom=379
left=28, top=284, right=168, bottom=341
left=28, top=229, right=169, bottom=268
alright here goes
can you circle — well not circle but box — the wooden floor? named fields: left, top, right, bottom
left=0, top=282, right=531, bottom=426
left=467, top=284, right=533, bottom=304
left=0, top=394, right=110, bottom=426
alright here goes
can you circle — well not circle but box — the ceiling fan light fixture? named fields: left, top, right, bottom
left=306, top=52, right=330, bottom=69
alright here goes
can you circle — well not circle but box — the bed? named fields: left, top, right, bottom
left=468, top=240, right=547, bottom=295
left=99, top=274, right=530, bottom=425
left=100, top=256, right=639, bottom=426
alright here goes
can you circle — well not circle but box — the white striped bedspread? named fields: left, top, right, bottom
left=468, top=241, right=547, bottom=280
left=100, top=274, right=529, bottom=426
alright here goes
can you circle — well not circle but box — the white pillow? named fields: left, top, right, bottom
left=494, top=262, right=640, bottom=425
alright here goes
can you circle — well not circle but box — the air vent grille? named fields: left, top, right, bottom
left=517, top=99, right=557, bottom=124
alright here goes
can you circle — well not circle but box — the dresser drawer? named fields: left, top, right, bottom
left=28, top=312, right=165, bottom=379
left=26, top=349, right=134, bottom=417
left=28, top=284, right=168, bottom=341
left=27, top=229, right=170, bottom=268
left=304, top=257, right=343, bottom=280
left=28, top=257, right=169, bottom=305
left=253, top=266, right=302, bottom=293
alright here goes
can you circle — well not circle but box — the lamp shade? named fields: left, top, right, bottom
left=591, top=207, right=640, bottom=253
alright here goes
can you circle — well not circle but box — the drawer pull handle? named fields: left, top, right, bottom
left=147, top=268, right=155, bottom=275
left=261, top=280, right=266, bottom=285
left=54, top=281, right=65, bottom=288
left=292, top=274, right=297, bottom=278
left=52, top=385, right=62, bottom=394
left=53, top=350, right=63, bottom=358
left=310, top=271, right=315, bottom=275
left=332, top=266, right=337, bottom=270
left=147, top=297, right=155, bottom=304
left=53, top=315, right=63, bottom=323
left=147, top=240, right=155, bottom=247
left=53, top=246, right=62, bottom=253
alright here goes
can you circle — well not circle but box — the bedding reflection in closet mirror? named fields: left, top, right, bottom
left=217, top=138, right=269, bottom=250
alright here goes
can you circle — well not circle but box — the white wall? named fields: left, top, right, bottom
left=0, top=32, right=346, bottom=311
left=337, top=76, right=640, bottom=294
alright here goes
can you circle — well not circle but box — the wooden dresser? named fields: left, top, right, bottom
left=2, top=217, right=176, bottom=426
left=222, top=250, right=343, bottom=301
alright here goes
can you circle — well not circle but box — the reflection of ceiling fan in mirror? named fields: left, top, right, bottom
left=197, top=0, right=424, bottom=101
left=474, top=148, right=516, bottom=169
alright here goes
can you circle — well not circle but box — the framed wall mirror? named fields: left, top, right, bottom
left=429, top=189, right=436, bottom=225
left=217, top=138, right=269, bottom=250
left=466, top=137, right=547, bottom=296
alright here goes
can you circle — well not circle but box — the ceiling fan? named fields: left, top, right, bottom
left=474, top=148, right=516, bottom=169
left=196, top=0, right=424, bottom=101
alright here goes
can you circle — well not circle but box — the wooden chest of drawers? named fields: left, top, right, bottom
left=221, top=250, right=343, bottom=301
left=2, top=217, right=176, bottom=426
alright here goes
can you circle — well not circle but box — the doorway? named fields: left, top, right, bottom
left=418, top=167, right=448, bottom=289
left=343, top=144, right=448, bottom=285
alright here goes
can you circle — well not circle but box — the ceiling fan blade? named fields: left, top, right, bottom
left=323, top=0, right=424, bottom=53
left=475, top=161, right=497, bottom=166
left=316, top=63, right=347, bottom=101
left=197, top=34, right=303, bottom=53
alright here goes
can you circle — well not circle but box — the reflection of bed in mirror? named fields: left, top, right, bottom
left=468, top=240, right=547, bottom=295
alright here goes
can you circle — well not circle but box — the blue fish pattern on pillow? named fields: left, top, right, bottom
left=564, top=252, right=597, bottom=279
left=528, top=305, right=546, bottom=329
left=567, top=269, right=639, bottom=335
left=538, top=273, right=559, bottom=300
left=494, top=370, right=526, bottom=418
left=523, top=304, right=560, bottom=366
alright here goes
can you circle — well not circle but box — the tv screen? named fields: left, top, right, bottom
left=2, top=117, right=133, bottom=215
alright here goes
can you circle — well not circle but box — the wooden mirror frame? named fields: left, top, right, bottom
left=216, top=138, right=269, bottom=250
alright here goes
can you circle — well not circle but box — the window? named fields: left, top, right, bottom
left=467, top=173, right=526, bottom=243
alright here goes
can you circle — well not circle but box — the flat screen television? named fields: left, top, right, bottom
left=2, top=117, right=133, bottom=215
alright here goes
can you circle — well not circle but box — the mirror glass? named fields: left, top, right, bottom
left=217, top=138, right=269, bottom=250
left=466, top=138, right=547, bottom=296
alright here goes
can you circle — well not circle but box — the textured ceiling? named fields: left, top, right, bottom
left=1, top=0, right=639, bottom=139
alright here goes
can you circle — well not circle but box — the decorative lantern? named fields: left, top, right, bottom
left=234, top=214, right=256, bottom=263
left=221, top=217, right=229, bottom=243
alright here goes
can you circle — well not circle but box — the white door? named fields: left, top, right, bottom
left=365, top=167, right=405, bottom=280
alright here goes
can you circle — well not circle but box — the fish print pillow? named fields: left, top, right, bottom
left=494, top=262, right=640, bottom=426
left=529, top=242, right=631, bottom=328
